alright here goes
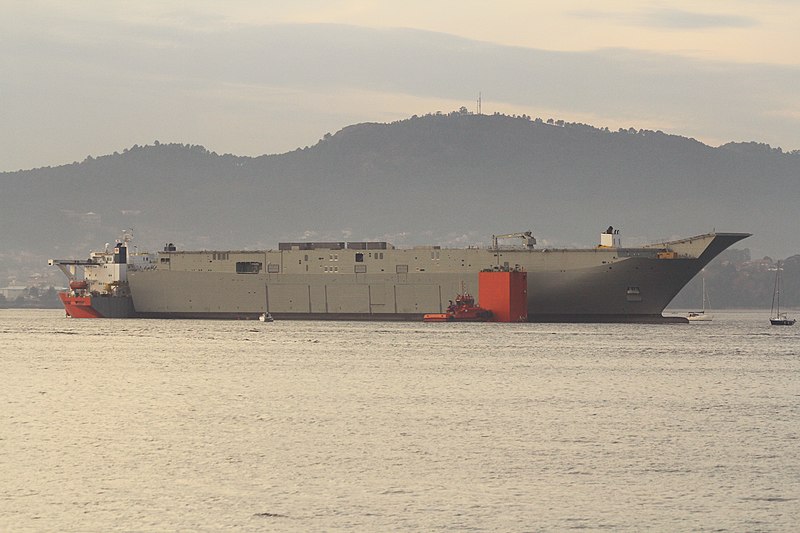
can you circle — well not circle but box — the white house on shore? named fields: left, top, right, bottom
left=0, top=286, right=28, bottom=300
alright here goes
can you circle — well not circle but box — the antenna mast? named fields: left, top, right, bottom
left=477, top=92, right=482, bottom=115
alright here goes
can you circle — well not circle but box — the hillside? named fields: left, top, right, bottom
left=2, top=111, right=799, bottom=297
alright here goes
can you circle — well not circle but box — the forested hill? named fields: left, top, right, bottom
left=2, top=111, right=799, bottom=292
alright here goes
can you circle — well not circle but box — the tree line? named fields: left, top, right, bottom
left=0, top=287, right=62, bottom=309
left=671, top=250, right=800, bottom=309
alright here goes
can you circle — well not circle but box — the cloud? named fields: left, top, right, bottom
left=572, top=8, right=757, bottom=30
left=178, top=24, right=799, bottom=145
left=640, top=8, right=758, bottom=29
left=1, top=22, right=798, bottom=171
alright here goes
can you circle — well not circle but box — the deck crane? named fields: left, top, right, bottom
left=492, top=231, right=536, bottom=250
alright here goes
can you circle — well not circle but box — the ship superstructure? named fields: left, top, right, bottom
left=49, top=232, right=156, bottom=318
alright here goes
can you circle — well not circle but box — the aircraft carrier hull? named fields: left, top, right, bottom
left=124, top=232, right=750, bottom=323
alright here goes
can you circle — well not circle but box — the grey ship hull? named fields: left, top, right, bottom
left=87, top=295, right=137, bottom=318
left=126, top=232, right=749, bottom=323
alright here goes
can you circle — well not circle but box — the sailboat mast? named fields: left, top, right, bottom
left=702, top=275, right=706, bottom=312
left=771, top=262, right=781, bottom=317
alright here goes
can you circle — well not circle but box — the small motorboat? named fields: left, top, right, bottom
left=258, top=312, right=274, bottom=322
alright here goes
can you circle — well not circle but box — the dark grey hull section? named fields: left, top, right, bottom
left=134, top=311, right=424, bottom=321
left=89, top=295, right=137, bottom=318
left=133, top=311, right=688, bottom=323
left=527, top=314, right=688, bottom=324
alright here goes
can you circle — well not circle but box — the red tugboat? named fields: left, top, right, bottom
left=423, top=290, right=492, bottom=322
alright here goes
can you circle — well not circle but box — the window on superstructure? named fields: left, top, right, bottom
left=235, top=262, right=262, bottom=274
left=355, top=253, right=364, bottom=262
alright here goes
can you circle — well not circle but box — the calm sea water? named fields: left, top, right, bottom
left=2, top=309, right=798, bottom=532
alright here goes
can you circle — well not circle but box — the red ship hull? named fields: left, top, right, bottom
left=57, top=292, right=136, bottom=318
left=59, top=293, right=104, bottom=318
left=423, top=312, right=490, bottom=322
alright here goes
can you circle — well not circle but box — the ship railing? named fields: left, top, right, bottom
left=128, top=264, right=158, bottom=272
left=641, top=232, right=716, bottom=249
left=493, top=245, right=534, bottom=251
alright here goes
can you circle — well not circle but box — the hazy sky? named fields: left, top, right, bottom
left=1, top=0, right=798, bottom=171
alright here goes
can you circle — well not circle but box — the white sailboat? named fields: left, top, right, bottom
left=687, top=272, right=712, bottom=322
left=770, top=261, right=795, bottom=326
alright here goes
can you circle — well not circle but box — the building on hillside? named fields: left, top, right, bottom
left=0, top=286, right=28, bottom=300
